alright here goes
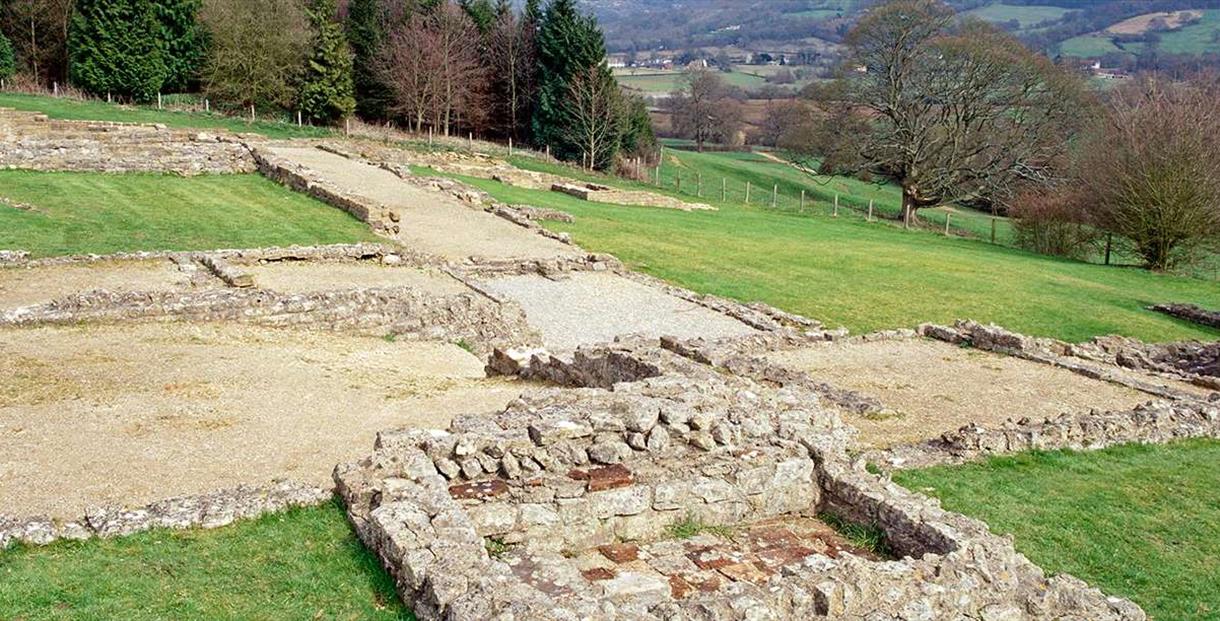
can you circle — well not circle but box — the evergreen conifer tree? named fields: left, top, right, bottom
left=299, top=0, right=356, bottom=124
left=68, top=0, right=167, bottom=101
left=156, top=0, right=206, bottom=92
left=0, top=31, right=15, bottom=82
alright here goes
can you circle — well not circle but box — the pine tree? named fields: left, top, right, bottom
left=532, top=0, right=617, bottom=165
left=156, top=0, right=206, bottom=92
left=0, top=31, right=15, bottom=82
left=299, top=0, right=356, bottom=124
left=523, top=0, right=543, bottom=27
left=68, top=0, right=168, bottom=101
left=460, top=0, right=495, bottom=33
left=346, top=0, right=402, bottom=120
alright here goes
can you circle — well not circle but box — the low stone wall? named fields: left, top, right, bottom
left=0, top=286, right=538, bottom=355
left=864, top=398, right=1220, bottom=470
left=0, top=481, right=330, bottom=549
left=921, top=320, right=1220, bottom=395
left=0, top=107, right=255, bottom=175
left=0, top=243, right=407, bottom=269
left=1151, top=303, right=1220, bottom=330
left=250, top=146, right=401, bottom=237
left=335, top=338, right=1144, bottom=620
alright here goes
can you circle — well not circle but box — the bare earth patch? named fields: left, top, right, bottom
left=0, top=322, right=527, bottom=519
left=0, top=259, right=207, bottom=309
left=247, top=261, right=471, bottom=295
left=1105, top=10, right=1202, bottom=35
left=768, top=339, right=1150, bottom=448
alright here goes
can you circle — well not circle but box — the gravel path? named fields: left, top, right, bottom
left=247, top=262, right=471, bottom=295
left=480, top=272, right=757, bottom=351
left=768, top=339, right=1150, bottom=448
left=0, top=323, right=528, bottom=519
left=0, top=259, right=208, bottom=310
left=268, top=146, right=575, bottom=261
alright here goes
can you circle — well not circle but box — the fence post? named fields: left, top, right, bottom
left=546, top=144, right=551, bottom=159
left=508, top=137, right=513, bottom=157
left=344, top=117, right=350, bottom=136
left=249, top=104, right=255, bottom=122
left=697, top=173, right=702, bottom=197
left=1104, top=233, right=1113, bottom=265
left=745, top=181, right=751, bottom=204
left=204, top=98, right=209, bottom=112
left=429, top=127, right=434, bottom=146
left=833, top=194, right=839, bottom=217
left=721, top=178, right=726, bottom=202
left=297, top=110, right=302, bottom=127
left=867, top=199, right=874, bottom=222
left=772, top=185, right=777, bottom=208
left=469, top=132, right=473, bottom=151
left=945, top=212, right=951, bottom=236
left=676, top=171, right=681, bottom=192
left=158, top=92, right=163, bottom=109
left=53, top=82, right=58, bottom=97
left=991, top=217, right=997, bottom=244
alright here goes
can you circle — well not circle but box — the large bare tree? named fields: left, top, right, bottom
left=487, top=7, right=536, bottom=142
left=808, top=0, right=1088, bottom=224
left=199, top=0, right=311, bottom=111
left=668, top=68, right=731, bottom=152
left=377, top=16, right=438, bottom=132
left=1076, top=76, right=1220, bottom=270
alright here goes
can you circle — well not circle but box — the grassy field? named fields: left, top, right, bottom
left=964, top=3, right=1071, bottom=28
left=1059, top=34, right=1132, bottom=57
left=1156, top=10, right=1220, bottom=55
left=894, top=440, right=1220, bottom=621
left=613, top=67, right=776, bottom=95
left=0, top=92, right=331, bottom=139
left=0, top=502, right=412, bottom=621
left=0, top=171, right=380, bottom=257
left=445, top=152, right=1220, bottom=343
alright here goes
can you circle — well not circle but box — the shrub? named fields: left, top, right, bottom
left=1010, top=189, right=1102, bottom=260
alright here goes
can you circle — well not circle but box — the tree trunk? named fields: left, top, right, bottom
left=901, top=188, right=918, bottom=229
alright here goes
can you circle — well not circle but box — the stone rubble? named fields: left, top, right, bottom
left=1150, top=302, right=1220, bottom=330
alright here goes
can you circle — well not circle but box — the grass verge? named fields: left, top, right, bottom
left=893, top=440, right=1220, bottom=621
left=442, top=167, right=1220, bottom=343
left=0, top=92, right=330, bottom=140
left=0, top=501, right=413, bottom=621
left=0, top=170, right=380, bottom=257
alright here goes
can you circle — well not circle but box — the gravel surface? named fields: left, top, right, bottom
left=0, top=323, right=528, bottom=519
left=247, top=262, right=471, bottom=295
left=0, top=259, right=209, bottom=310
left=268, top=147, right=576, bottom=261
left=480, top=272, right=757, bottom=351
left=768, top=339, right=1150, bottom=448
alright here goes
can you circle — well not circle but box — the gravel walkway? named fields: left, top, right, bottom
left=268, top=147, right=575, bottom=261
left=480, top=272, right=757, bottom=350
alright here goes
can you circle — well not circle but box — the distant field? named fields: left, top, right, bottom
left=1059, top=9, right=1220, bottom=57
left=614, top=67, right=777, bottom=94
left=0, top=171, right=379, bottom=257
left=964, top=3, right=1071, bottom=27
left=1105, top=10, right=1203, bottom=35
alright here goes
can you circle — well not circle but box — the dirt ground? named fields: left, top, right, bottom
left=0, top=322, right=528, bottom=519
left=247, top=261, right=471, bottom=295
left=768, top=339, right=1151, bottom=448
left=1105, top=10, right=1201, bottom=34
left=0, top=260, right=206, bottom=309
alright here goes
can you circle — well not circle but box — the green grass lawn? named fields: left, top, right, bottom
left=0, top=171, right=380, bottom=257
left=0, top=92, right=331, bottom=140
left=1059, top=34, right=1133, bottom=58
left=0, top=502, right=412, bottom=621
left=444, top=153, right=1220, bottom=343
left=893, top=440, right=1220, bottom=621
left=964, top=3, right=1071, bottom=28
left=1156, top=10, right=1220, bottom=55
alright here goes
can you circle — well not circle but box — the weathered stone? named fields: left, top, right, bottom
left=449, top=480, right=508, bottom=501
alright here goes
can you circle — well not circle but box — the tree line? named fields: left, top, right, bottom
left=0, top=0, right=655, bottom=171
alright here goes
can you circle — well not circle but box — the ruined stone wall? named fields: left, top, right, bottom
left=0, top=107, right=255, bottom=174
left=0, top=481, right=329, bottom=549
left=0, top=286, right=536, bottom=355
left=334, top=339, right=1145, bottom=621
left=1151, top=303, right=1220, bottom=330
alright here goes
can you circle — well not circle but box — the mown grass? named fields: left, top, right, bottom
left=451, top=154, right=1219, bottom=343
left=0, top=502, right=413, bottom=621
left=0, top=92, right=331, bottom=139
left=0, top=170, right=380, bottom=257
left=964, top=3, right=1071, bottom=28
left=893, top=440, right=1220, bottom=621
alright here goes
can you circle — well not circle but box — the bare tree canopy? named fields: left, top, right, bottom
left=808, top=0, right=1089, bottom=223
left=560, top=64, right=622, bottom=170
left=668, top=69, right=740, bottom=152
left=1076, top=76, right=1220, bottom=270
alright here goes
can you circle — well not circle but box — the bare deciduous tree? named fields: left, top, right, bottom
left=1076, top=76, right=1220, bottom=270
left=200, top=0, right=311, bottom=111
left=487, top=7, right=535, bottom=141
left=668, top=69, right=730, bottom=152
left=560, top=64, right=622, bottom=170
left=379, top=2, right=484, bottom=136
left=0, top=0, right=74, bottom=85
left=809, top=0, right=1088, bottom=224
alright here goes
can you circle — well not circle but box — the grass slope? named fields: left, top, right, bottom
left=448, top=155, right=1219, bottom=343
left=0, top=92, right=330, bottom=140
left=894, top=440, right=1220, bottom=621
left=0, top=502, right=412, bottom=621
left=0, top=171, right=380, bottom=257
left=964, top=3, right=1071, bottom=28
